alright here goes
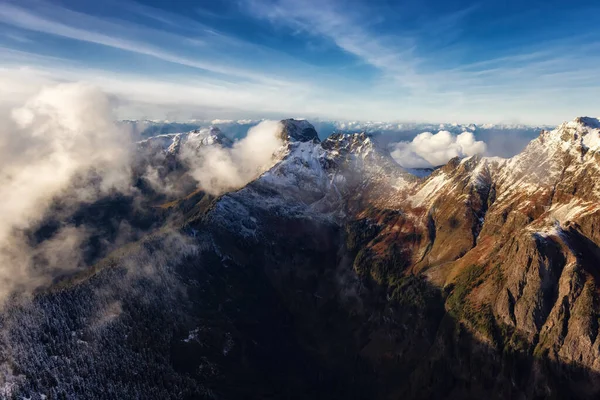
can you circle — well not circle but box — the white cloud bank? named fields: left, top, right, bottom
left=390, top=130, right=487, bottom=168
left=2, top=83, right=132, bottom=236
left=0, top=83, right=133, bottom=302
left=183, top=120, right=284, bottom=195
left=0, top=82, right=293, bottom=303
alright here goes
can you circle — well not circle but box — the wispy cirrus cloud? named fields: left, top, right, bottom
left=241, top=0, right=600, bottom=87
left=1, top=0, right=600, bottom=124
left=240, top=0, right=600, bottom=118
left=0, top=1, right=305, bottom=88
left=240, top=0, right=426, bottom=88
left=238, top=0, right=489, bottom=93
left=0, top=60, right=382, bottom=121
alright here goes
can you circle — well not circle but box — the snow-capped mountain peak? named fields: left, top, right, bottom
left=571, top=116, right=600, bottom=129
left=539, top=116, right=600, bottom=147
left=553, top=116, right=600, bottom=151
left=322, top=132, right=376, bottom=158
left=279, top=119, right=320, bottom=142
left=137, top=126, right=233, bottom=155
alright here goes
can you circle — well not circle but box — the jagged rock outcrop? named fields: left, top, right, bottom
left=348, top=117, right=600, bottom=395
left=5, top=117, right=600, bottom=399
left=137, top=126, right=233, bottom=155
left=191, top=116, right=600, bottom=398
left=279, top=118, right=320, bottom=142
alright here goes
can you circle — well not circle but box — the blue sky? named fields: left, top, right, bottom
left=0, top=0, right=599, bottom=124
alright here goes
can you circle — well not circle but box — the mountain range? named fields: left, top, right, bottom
left=3, top=117, right=600, bottom=399
left=122, top=119, right=547, bottom=159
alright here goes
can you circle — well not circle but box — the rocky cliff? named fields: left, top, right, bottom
left=3, top=118, right=600, bottom=399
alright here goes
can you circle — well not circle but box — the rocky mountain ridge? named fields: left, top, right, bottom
left=3, top=117, right=600, bottom=399
left=343, top=116, right=600, bottom=391
left=196, top=116, right=600, bottom=397
left=137, top=126, right=233, bottom=155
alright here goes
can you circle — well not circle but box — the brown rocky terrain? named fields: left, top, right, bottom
left=5, top=117, right=600, bottom=399
left=344, top=116, right=600, bottom=397
left=192, top=116, right=600, bottom=398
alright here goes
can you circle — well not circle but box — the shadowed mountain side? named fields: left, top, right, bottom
left=8, top=206, right=600, bottom=399
left=6, top=118, right=600, bottom=398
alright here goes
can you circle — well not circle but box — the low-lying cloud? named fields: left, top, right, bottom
left=0, top=83, right=134, bottom=303
left=183, top=120, right=285, bottom=195
left=0, top=81, right=286, bottom=304
left=390, top=130, right=487, bottom=168
left=0, top=81, right=495, bottom=304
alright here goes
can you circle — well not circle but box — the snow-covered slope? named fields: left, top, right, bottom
left=188, top=116, right=600, bottom=400
left=8, top=116, right=600, bottom=400
left=203, top=121, right=418, bottom=239
left=137, top=126, right=233, bottom=155
left=406, top=117, right=600, bottom=208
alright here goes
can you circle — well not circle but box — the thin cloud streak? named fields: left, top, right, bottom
left=0, top=0, right=599, bottom=123
left=241, top=0, right=425, bottom=88
left=0, top=61, right=377, bottom=121
left=0, top=2, right=300, bottom=88
left=241, top=0, right=600, bottom=120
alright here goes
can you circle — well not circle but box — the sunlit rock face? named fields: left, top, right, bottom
left=5, top=117, right=600, bottom=399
